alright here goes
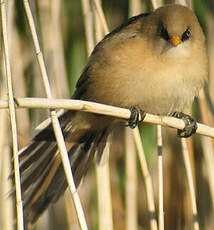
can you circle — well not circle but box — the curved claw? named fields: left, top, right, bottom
left=172, top=112, right=198, bottom=138
left=128, top=106, right=146, bottom=129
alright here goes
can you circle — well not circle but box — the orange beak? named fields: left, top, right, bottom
left=168, top=36, right=182, bottom=46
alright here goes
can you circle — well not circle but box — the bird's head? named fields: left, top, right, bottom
left=142, top=4, right=205, bottom=56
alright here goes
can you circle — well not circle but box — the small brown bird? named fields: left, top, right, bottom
left=17, top=4, right=208, bottom=224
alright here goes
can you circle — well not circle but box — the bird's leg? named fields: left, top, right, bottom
left=172, top=112, right=198, bottom=138
left=128, top=106, right=146, bottom=129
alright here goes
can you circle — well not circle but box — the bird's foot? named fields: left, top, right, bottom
left=172, top=112, right=197, bottom=138
left=128, top=106, right=146, bottom=129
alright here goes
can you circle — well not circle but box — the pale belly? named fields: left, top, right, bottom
left=85, top=72, right=200, bottom=116
left=83, top=44, right=206, bottom=116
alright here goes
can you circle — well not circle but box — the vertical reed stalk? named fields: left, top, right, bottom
left=93, top=2, right=114, bottom=229
left=132, top=128, right=158, bottom=230
left=125, top=129, right=137, bottom=230
left=157, top=125, right=164, bottom=230
left=1, top=0, right=24, bottom=229
left=181, top=139, right=199, bottom=230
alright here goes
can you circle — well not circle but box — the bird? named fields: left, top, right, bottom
left=16, top=4, right=208, bottom=224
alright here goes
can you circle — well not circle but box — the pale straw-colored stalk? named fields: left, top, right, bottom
left=151, top=2, right=165, bottom=229
left=199, top=90, right=214, bottom=209
left=204, top=9, right=214, bottom=211
left=4, top=97, right=213, bottom=138
left=1, top=2, right=15, bottom=229
left=93, top=1, right=113, bottom=229
left=0, top=105, right=13, bottom=230
left=157, top=125, right=164, bottom=230
left=132, top=128, right=158, bottom=230
left=175, top=0, right=187, bottom=6
left=9, top=4, right=30, bottom=136
left=81, top=0, right=95, bottom=55
left=151, top=0, right=163, bottom=9
left=200, top=135, right=214, bottom=207
left=0, top=146, right=14, bottom=230
left=22, top=1, right=88, bottom=229
left=96, top=143, right=114, bottom=230
left=50, top=0, right=69, bottom=98
left=125, top=129, right=137, bottom=230
left=37, top=1, right=57, bottom=97
left=178, top=1, right=199, bottom=229
left=1, top=0, right=24, bottom=229
left=92, top=0, right=109, bottom=34
left=82, top=1, right=113, bottom=229
left=129, top=0, right=143, bottom=16
left=181, top=138, right=199, bottom=230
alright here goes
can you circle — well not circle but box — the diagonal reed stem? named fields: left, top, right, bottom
left=22, top=0, right=88, bottom=229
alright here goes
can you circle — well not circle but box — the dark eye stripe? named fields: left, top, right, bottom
left=160, top=27, right=169, bottom=41
left=182, top=28, right=191, bottom=41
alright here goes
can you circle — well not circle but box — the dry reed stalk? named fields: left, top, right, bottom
left=200, top=135, right=214, bottom=206
left=181, top=138, right=199, bottom=230
left=50, top=0, right=68, bottom=98
left=129, top=0, right=142, bottom=16
left=93, top=2, right=114, bottom=229
left=96, top=143, right=114, bottom=230
left=1, top=0, right=24, bottom=229
left=37, top=1, right=55, bottom=95
left=181, top=111, right=196, bottom=194
left=150, top=2, right=165, bottom=229
left=157, top=125, right=164, bottom=230
left=132, top=128, right=158, bottom=230
left=198, top=90, right=214, bottom=210
left=187, top=0, right=193, bottom=9
left=0, top=105, right=14, bottom=230
left=31, top=1, right=49, bottom=126
left=4, top=97, right=213, bottom=138
left=92, top=0, right=109, bottom=34
left=81, top=0, right=95, bottom=55
left=151, top=0, right=163, bottom=9
left=22, top=1, right=88, bottom=229
left=82, top=0, right=114, bottom=227
left=201, top=11, right=214, bottom=214
left=78, top=1, right=96, bottom=228
left=177, top=2, right=199, bottom=229
left=9, top=2, right=30, bottom=137
left=125, top=129, right=137, bottom=230
left=202, top=15, right=214, bottom=220
left=0, top=146, right=14, bottom=230
left=175, top=0, right=187, bottom=6
left=38, top=0, right=68, bottom=98
left=63, top=189, right=80, bottom=230
left=1, top=10, right=22, bottom=230
left=11, top=31, right=30, bottom=136
left=64, top=191, right=74, bottom=229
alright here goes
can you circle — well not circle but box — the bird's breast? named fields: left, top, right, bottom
left=84, top=39, right=207, bottom=115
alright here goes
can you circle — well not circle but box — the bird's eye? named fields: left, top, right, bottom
left=182, top=28, right=191, bottom=41
left=160, top=26, right=169, bottom=41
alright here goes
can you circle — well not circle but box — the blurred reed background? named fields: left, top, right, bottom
left=0, top=0, right=214, bottom=229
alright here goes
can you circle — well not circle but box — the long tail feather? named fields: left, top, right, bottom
left=21, top=143, right=57, bottom=191
left=14, top=111, right=110, bottom=224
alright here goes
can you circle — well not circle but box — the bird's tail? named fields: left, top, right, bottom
left=16, top=110, right=110, bottom=224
